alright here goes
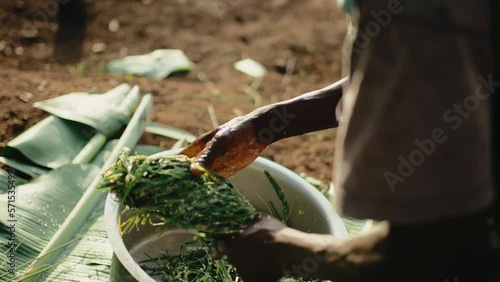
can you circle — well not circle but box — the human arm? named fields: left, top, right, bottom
left=215, top=213, right=389, bottom=282
left=181, top=77, right=347, bottom=177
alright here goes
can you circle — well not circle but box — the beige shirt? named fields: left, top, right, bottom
left=334, top=1, right=494, bottom=223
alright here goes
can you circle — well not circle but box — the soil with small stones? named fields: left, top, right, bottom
left=0, top=0, right=346, bottom=184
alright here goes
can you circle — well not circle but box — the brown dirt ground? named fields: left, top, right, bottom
left=0, top=0, right=346, bottom=184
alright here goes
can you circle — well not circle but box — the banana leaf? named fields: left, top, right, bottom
left=107, top=49, right=193, bottom=80
left=2, top=84, right=139, bottom=171
left=0, top=164, right=100, bottom=281
left=42, top=143, right=166, bottom=282
left=0, top=87, right=152, bottom=282
left=0, top=157, right=48, bottom=179
left=43, top=194, right=111, bottom=282
left=17, top=95, right=153, bottom=281
left=0, top=169, right=27, bottom=194
left=2, top=117, right=95, bottom=169
left=33, top=84, right=139, bottom=137
left=17, top=121, right=191, bottom=281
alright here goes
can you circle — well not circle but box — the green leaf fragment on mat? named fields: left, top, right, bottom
left=234, top=58, right=267, bottom=78
left=107, top=49, right=193, bottom=80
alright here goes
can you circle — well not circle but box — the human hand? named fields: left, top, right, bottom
left=213, top=213, right=391, bottom=282
left=180, top=115, right=267, bottom=178
left=211, top=212, right=287, bottom=282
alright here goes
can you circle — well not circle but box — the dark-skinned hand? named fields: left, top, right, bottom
left=211, top=212, right=288, bottom=282
left=180, top=115, right=267, bottom=178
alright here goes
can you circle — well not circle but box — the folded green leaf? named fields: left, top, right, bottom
left=3, top=116, right=95, bottom=169
left=0, top=157, right=49, bottom=178
left=0, top=169, right=27, bottom=193
left=107, top=49, right=193, bottom=80
left=20, top=95, right=153, bottom=281
left=33, top=84, right=140, bottom=136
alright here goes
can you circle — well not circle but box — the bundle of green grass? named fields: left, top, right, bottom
left=98, top=148, right=322, bottom=282
left=97, top=148, right=256, bottom=237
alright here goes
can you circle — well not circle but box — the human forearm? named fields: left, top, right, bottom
left=272, top=222, right=389, bottom=281
left=181, top=77, right=347, bottom=177
left=249, top=77, right=347, bottom=145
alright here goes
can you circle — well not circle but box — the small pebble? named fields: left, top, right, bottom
left=92, top=42, right=107, bottom=53
left=18, top=92, right=33, bottom=103
left=20, top=28, right=39, bottom=39
left=37, top=80, right=48, bottom=92
left=15, top=46, right=24, bottom=55
left=3, top=46, right=12, bottom=55
left=119, top=47, right=128, bottom=56
left=37, top=43, right=46, bottom=51
left=108, top=19, right=120, bottom=32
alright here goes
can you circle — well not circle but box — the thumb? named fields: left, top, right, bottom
left=180, top=128, right=218, bottom=157
left=190, top=135, right=229, bottom=174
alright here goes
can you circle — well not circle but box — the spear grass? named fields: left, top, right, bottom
left=97, top=150, right=256, bottom=237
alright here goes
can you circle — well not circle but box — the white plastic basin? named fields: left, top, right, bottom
left=104, top=150, right=347, bottom=281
